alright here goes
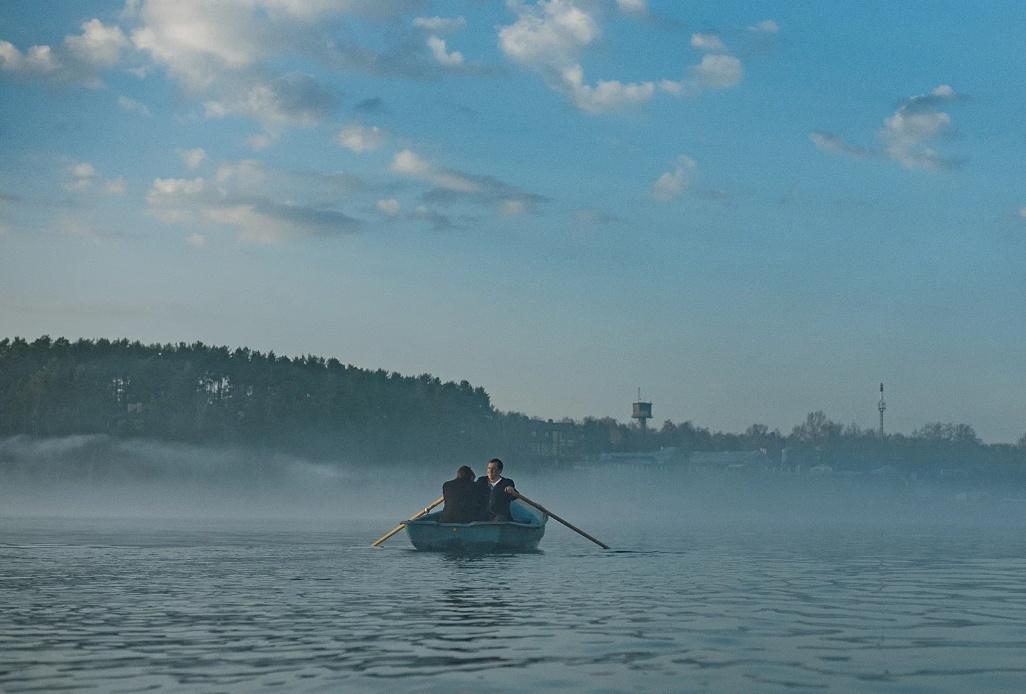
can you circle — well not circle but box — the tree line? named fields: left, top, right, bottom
left=1, top=336, right=1024, bottom=474
left=0, top=336, right=495, bottom=463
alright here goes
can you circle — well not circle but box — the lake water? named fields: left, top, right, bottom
left=3, top=515, right=1026, bottom=692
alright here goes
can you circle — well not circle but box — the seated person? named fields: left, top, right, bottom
left=439, top=466, right=479, bottom=523
left=476, top=458, right=516, bottom=521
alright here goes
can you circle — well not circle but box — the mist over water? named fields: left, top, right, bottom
left=4, top=436, right=1026, bottom=692
left=0, top=435, right=439, bottom=522
left=3, top=435, right=1025, bottom=528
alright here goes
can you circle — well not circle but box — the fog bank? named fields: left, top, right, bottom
left=3, top=436, right=1026, bottom=529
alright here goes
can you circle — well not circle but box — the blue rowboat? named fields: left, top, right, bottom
left=403, top=500, right=547, bottom=552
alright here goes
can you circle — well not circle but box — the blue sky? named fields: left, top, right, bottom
left=1, top=0, right=1024, bottom=442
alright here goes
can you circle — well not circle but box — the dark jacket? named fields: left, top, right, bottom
left=476, top=476, right=516, bottom=520
left=440, top=477, right=480, bottom=523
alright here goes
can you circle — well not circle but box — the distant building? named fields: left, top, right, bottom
left=596, top=447, right=682, bottom=467
left=528, top=419, right=583, bottom=461
left=685, top=450, right=774, bottom=473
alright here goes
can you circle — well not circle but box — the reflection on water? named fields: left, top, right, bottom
left=3, top=517, right=1026, bottom=692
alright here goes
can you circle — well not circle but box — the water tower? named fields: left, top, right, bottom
left=632, top=388, right=652, bottom=432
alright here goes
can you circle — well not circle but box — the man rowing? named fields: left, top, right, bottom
left=477, top=458, right=516, bottom=522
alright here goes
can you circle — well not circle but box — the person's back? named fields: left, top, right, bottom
left=440, top=466, right=479, bottom=523
left=473, top=476, right=490, bottom=521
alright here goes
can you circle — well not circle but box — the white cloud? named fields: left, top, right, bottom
left=411, top=204, right=460, bottom=231
left=390, top=149, right=430, bottom=176
left=427, top=35, right=464, bottom=67
left=376, top=198, right=400, bottom=216
left=499, top=1, right=661, bottom=113
left=204, top=201, right=359, bottom=244
left=64, top=161, right=125, bottom=194
left=127, top=0, right=361, bottom=133
left=390, top=149, right=480, bottom=193
left=214, top=159, right=266, bottom=188
left=247, top=132, right=278, bottom=150
left=146, top=176, right=205, bottom=208
left=499, top=0, right=599, bottom=68
left=882, top=84, right=961, bottom=169
left=118, top=95, right=151, bottom=116
left=337, top=123, right=385, bottom=153
left=500, top=1, right=745, bottom=111
left=0, top=19, right=127, bottom=85
left=185, top=232, right=207, bottom=248
left=560, top=64, right=654, bottom=113
left=389, top=149, right=547, bottom=216
left=69, top=162, right=98, bottom=185
left=178, top=147, right=207, bottom=169
left=881, top=110, right=951, bottom=169
left=0, top=42, right=59, bottom=76
left=616, top=0, right=647, bottom=15
left=257, top=0, right=378, bottom=21
left=129, top=1, right=268, bottom=88
left=651, top=155, right=696, bottom=201
left=810, top=85, right=962, bottom=170
left=413, top=16, right=466, bottom=33
left=202, top=72, right=336, bottom=128
left=64, top=18, right=129, bottom=68
left=105, top=177, right=127, bottom=195
left=661, top=54, right=743, bottom=96
left=127, top=0, right=473, bottom=95
left=201, top=204, right=275, bottom=244
left=689, top=53, right=742, bottom=89
left=145, top=160, right=363, bottom=244
left=748, top=19, right=779, bottom=34
left=500, top=199, right=526, bottom=215
left=690, top=33, right=725, bottom=52
left=809, top=131, right=872, bottom=158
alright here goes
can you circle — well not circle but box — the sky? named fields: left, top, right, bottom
left=1, top=0, right=1024, bottom=442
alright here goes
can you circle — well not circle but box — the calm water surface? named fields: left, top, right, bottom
left=3, top=516, right=1026, bottom=692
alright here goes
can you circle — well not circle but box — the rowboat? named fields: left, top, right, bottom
left=403, top=500, right=547, bottom=552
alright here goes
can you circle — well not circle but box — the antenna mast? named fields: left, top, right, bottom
left=878, top=382, right=886, bottom=437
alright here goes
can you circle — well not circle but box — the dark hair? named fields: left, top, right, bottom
left=488, top=458, right=503, bottom=472
left=456, top=465, right=474, bottom=480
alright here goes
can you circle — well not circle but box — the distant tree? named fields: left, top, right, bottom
left=744, top=423, right=769, bottom=439
left=950, top=423, right=981, bottom=445
left=4, top=335, right=1026, bottom=475
left=913, top=422, right=981, bottom=445
left=790, top=411, right=842, bottom=445
left=0, top=335, right=506, bottom=463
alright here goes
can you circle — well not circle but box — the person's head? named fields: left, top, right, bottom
left=486, top=458, right=503, bottom=481
left=456, top=465, right=474, bottom=481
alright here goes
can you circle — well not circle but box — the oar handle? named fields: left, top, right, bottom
left=512, top=492, right=609, bottom=550
left=371, top=495, right=444, bottom=547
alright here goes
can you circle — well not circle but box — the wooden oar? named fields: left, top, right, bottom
left=371, top=495, right=444, bottom=547
left=509, top=490, right=609, bottom=550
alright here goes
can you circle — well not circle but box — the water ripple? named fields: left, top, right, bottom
left=3, top=519, right=1026, bottom=692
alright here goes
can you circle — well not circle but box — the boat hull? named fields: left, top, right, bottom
left=404, top=501, right=546, bottom=552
